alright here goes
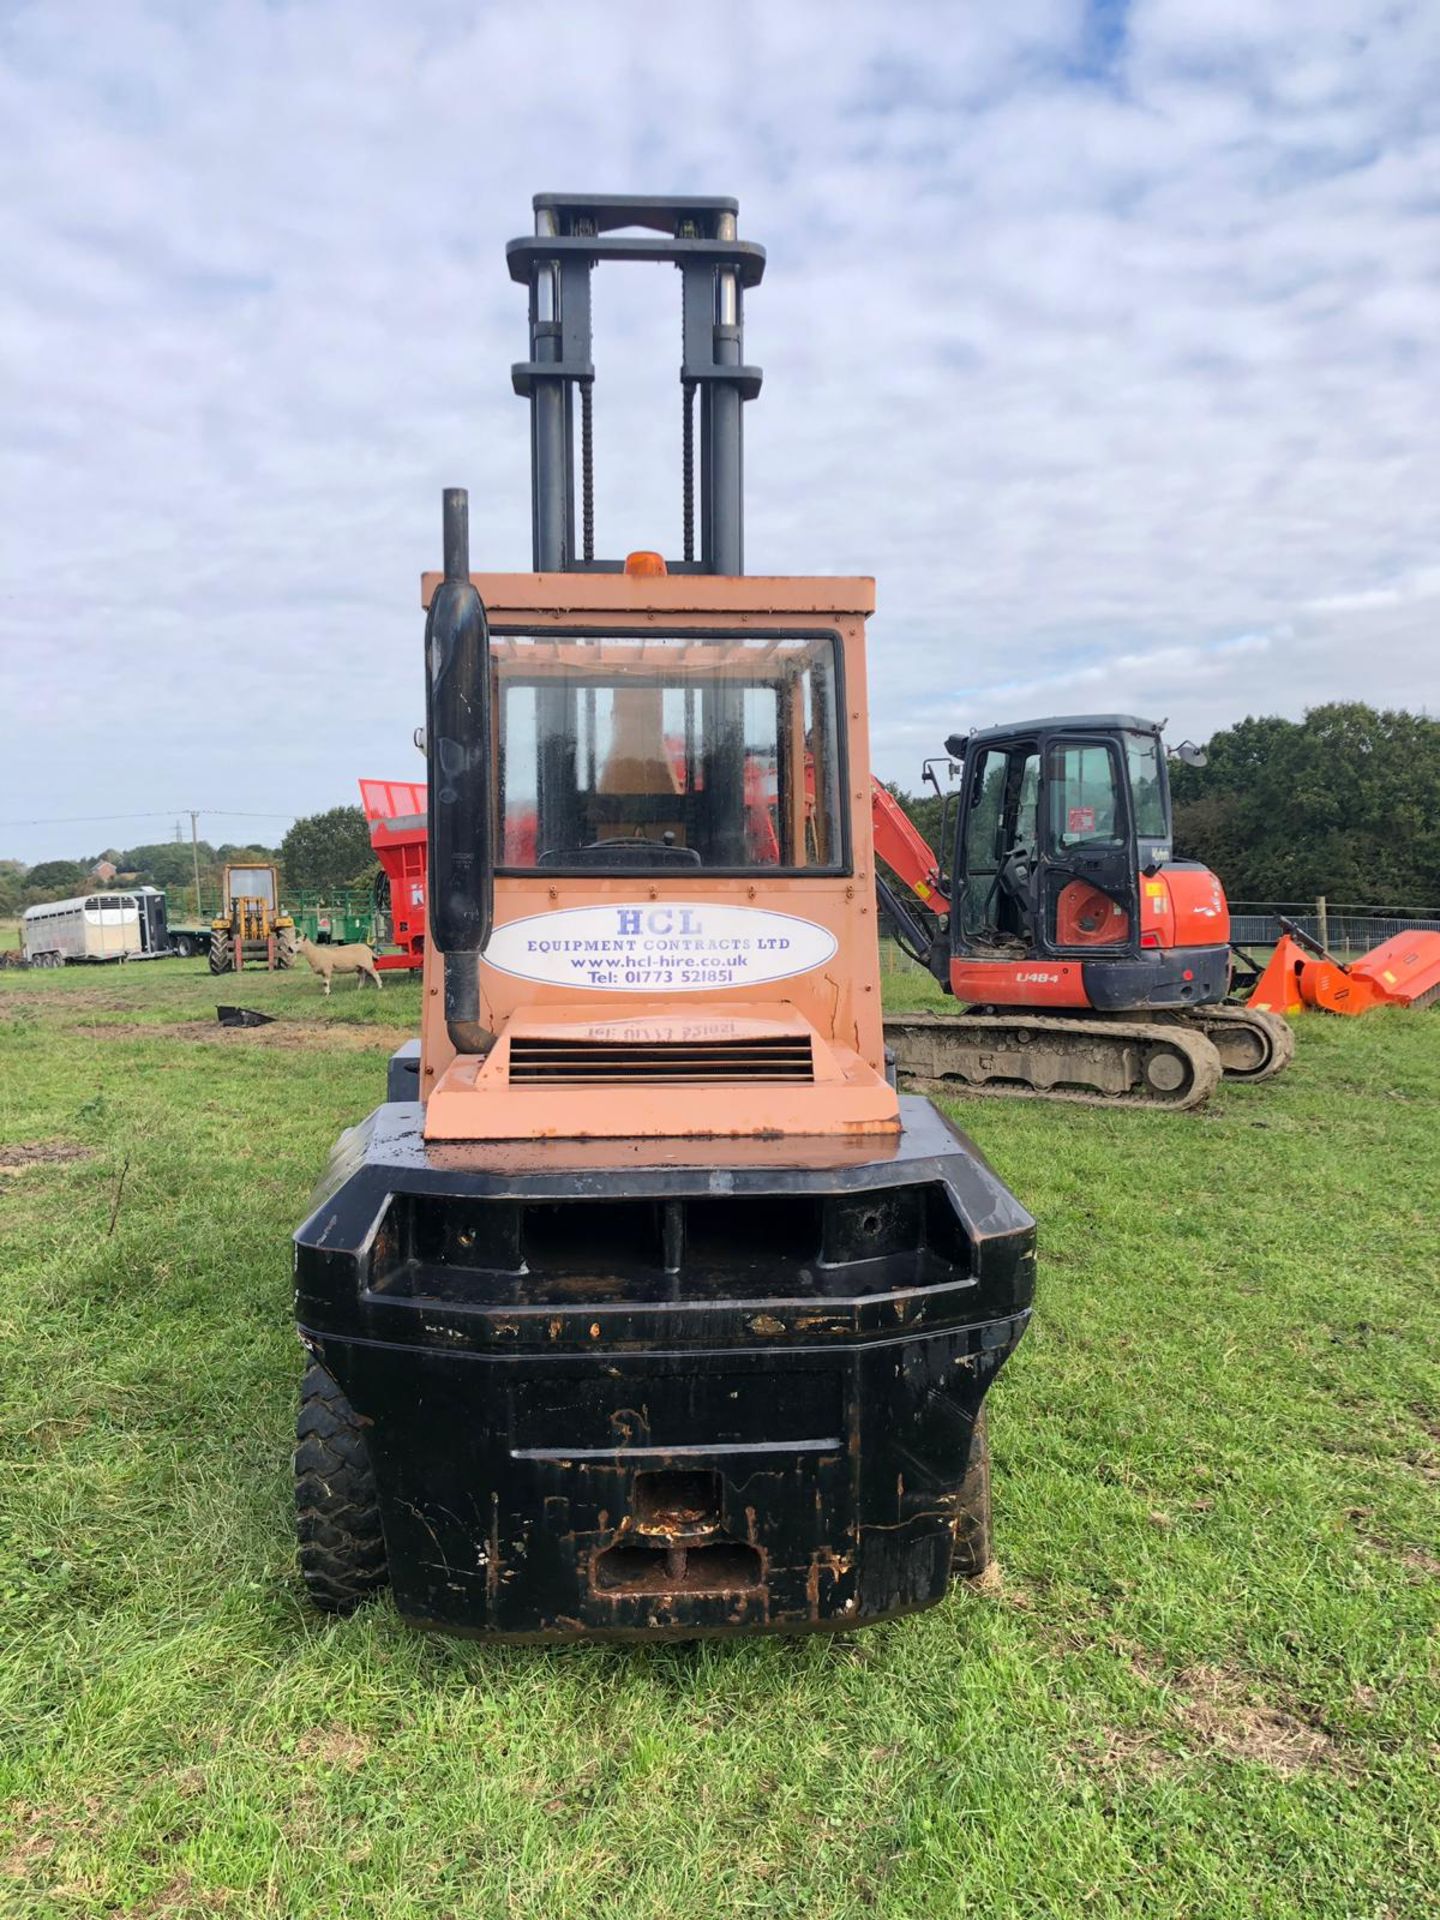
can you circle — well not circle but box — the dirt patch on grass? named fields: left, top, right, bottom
left=71, top=1020, right=415, bottom=1054
left=1, top=986, right=151, bottom=1014
left=1348, top=1511, right=1440, bottom=1580
left=2, top=1820, right=57, bottom=1881
left=2, top=1796, right=104, bottom=1883
left=295, top=1726, right=373, bottom=1769
left=4, top=1800, right=228, bottom=1910
left=1403, top=1408, right=1440, bottom=1482
left=1070, top=1723, right=1177, bottom=1786
left=1166, top=1665, right=1339, bottom=1774
left=1061, top=1643, right=1345, bottom=1782
left=0, top=1140, right=94, bottom=1174
left=131, top=1870, right=228, bottom=1917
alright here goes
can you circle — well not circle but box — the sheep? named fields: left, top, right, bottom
left=296, top=935, right=383, bottom=995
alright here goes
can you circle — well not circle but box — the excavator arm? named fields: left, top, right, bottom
left=788, top=764, right=949, bottom=962
left=866, top=781, right=948, bottom=969
left=869, top=782, right=949, bottom=912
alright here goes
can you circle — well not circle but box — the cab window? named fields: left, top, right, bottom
left=1125, top=732, right=1167, bottom=838
left=494, top=630, right=844, bottom=873
left=959, top=745, right=1039, bottom=943
left=1048, top=742, right=1123, bottom=847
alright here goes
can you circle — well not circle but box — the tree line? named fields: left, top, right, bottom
left=1167, top=703, right=1440, bottom=906
left=9, top=703, right=1438, bottom=923
left=2, top=806, right=377, bottom=920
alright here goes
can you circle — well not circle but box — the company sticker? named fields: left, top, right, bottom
left=482, top=902, right=839, bottom=993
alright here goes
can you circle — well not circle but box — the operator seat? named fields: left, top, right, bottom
left=995, top=843, right=1036, bottom=945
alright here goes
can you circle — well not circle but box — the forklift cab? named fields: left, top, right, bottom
left=222, top=864, right=279, bottom=934
left=945, top=716, right=1173, bottom=963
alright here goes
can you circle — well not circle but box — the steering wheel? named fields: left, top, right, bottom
left=537, top=834, right=702, bottom=869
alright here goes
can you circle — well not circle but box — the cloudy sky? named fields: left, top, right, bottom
left=2, top=0, right=1437, bottom=863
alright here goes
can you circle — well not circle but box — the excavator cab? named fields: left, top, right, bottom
left=948, top=717, right=1171, bottom=968
left=943, top=714, right=1231, bottom=1011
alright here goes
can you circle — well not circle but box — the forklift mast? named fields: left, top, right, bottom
left=510, top=193, right=763, bottom=576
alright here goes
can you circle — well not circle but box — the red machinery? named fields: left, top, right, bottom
left=358, top=779, right=428, bottom=972
left=872, top=715, right=1293, bottom=1109
left=1245, top=915, right=1440, bottom=1017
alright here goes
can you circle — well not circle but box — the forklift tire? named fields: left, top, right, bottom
left=275, top=930, right=297, bottom=969
left=295, top=1362, right=389, bottom=1613
left=208, top=936, right=233, bottom=975
left=950, top=1408, right=993, bottom=1581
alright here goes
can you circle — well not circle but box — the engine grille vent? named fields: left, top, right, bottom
left=508, top=1034, right=814, bottom=1085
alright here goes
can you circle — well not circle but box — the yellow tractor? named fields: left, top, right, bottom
left=208, top=864, right=296, bottom=973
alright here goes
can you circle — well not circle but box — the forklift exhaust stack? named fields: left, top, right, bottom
left=425, top=488, right=495, bottom=1056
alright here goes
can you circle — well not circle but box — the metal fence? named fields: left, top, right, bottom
left=878, top=938, right=926, bottom=973
left=1229, top=904, right=1440, bottom=956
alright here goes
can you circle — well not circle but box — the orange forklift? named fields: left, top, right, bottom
left=291, top=194, right=1035, bottom=1639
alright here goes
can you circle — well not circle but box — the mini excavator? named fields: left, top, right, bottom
left=875, top=716, right=1293, bottom=1110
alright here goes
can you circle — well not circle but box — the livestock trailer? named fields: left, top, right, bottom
left=22, top=888, right=171, bottom=966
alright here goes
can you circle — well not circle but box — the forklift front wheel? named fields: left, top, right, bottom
left=295, top=1362, right=389, bottom=1613
left=951, top=1408, right=993, bottom=1581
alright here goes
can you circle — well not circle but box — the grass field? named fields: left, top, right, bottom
left=1, top=957, right=1437, bottom=1918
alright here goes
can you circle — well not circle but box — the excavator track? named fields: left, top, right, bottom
left=1180, top=1003, right=1295, bottom=1081
left=1084, top=1003, right=1296, bottom=1082
left=884, top=1013, right=1224, bottom=1112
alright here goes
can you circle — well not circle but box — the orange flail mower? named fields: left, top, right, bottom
left=1247, top=917, right=1440, bottom=1018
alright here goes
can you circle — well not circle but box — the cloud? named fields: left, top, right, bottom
left=1302, top=564, right=1440, bottom=615
left=0, top=0, right=1437, bottom=859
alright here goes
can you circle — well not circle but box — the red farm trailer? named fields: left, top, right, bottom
left=358, top=779, right=428, bottom=973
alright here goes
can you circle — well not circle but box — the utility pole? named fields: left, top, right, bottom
left=189, top=811, right=204, bottom=921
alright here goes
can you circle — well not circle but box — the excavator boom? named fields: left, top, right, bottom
left=871, top=782, right=948, bottom=910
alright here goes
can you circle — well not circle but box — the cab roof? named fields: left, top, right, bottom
left=947, top=714, right=1161, bottom=756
